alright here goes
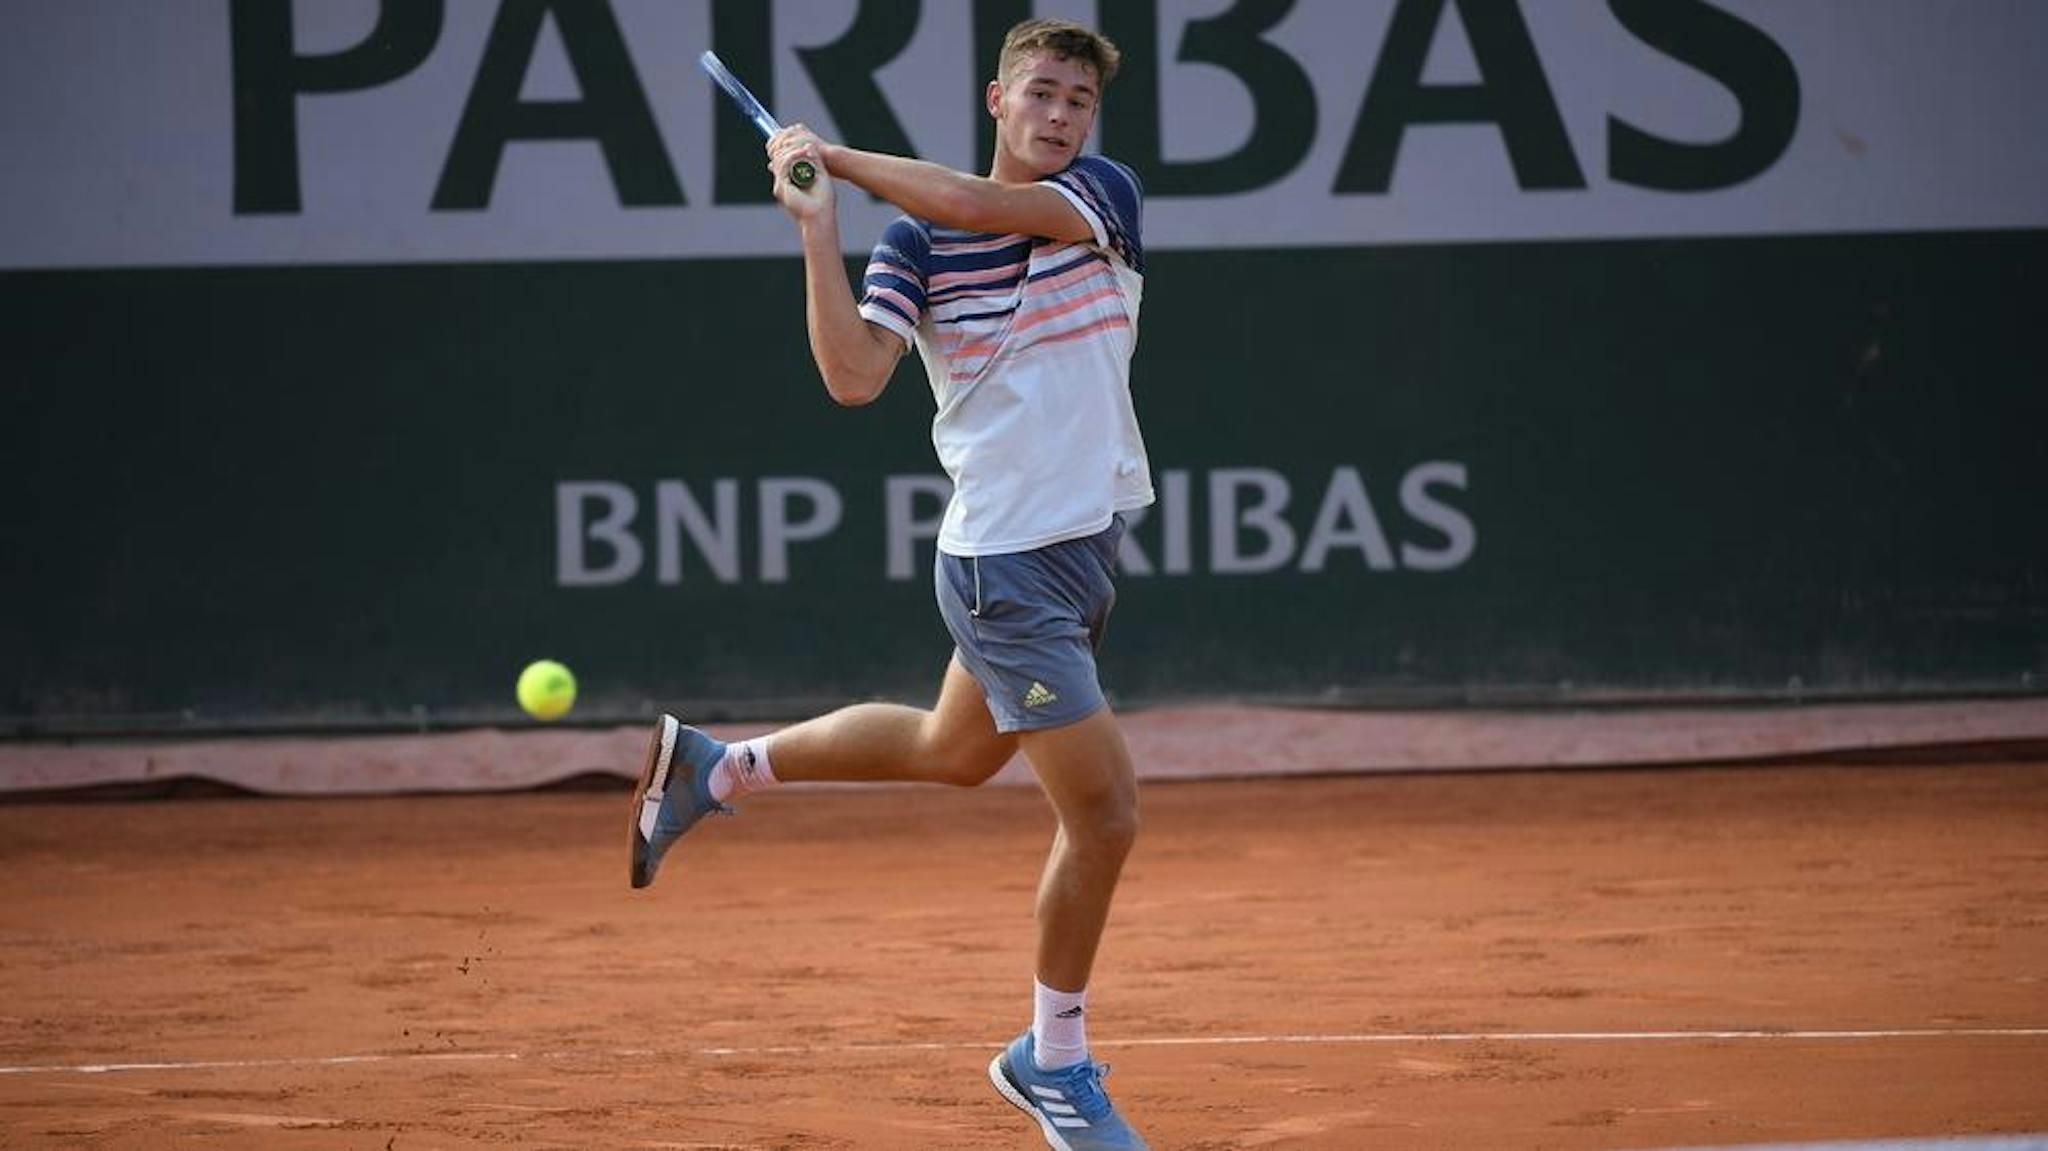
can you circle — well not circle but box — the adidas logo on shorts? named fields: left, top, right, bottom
left=1022, top=681, right=1059, bottom=709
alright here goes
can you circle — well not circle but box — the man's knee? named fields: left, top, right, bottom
left=930, top=749, right=1010, bottom=788
left=1069, top=787, right=1139, bottom=856
left=916, top=722, right=1014, bottom=787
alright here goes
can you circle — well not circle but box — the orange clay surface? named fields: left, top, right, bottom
left=2, top=762, right=2045, bottom=1149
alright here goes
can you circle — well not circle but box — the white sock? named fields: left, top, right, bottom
left=1032, top=979, right=1089, bottom=1070
left=708, top=737, right=778, bottom=803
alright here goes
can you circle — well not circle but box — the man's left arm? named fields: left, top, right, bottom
left=772, top=127, right=1092, bottom=242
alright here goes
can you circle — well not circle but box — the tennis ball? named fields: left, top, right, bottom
left=516, top=659, right=577, bottom=721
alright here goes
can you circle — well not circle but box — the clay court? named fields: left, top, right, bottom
left=4, top=719, right=2044, bottom=1149
left=9, top=3, right=2046, bottom=1149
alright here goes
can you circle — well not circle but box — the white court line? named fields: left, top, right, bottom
left=3, top=1028, right=2044, bottom=1077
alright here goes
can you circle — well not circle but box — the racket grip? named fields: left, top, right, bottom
left=790, top=159, right=817, bottom=189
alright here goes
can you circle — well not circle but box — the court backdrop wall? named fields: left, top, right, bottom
left=4, top=0, right=2045, bottom=734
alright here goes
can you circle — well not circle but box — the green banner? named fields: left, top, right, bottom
left=7, top=230, right=2045, bottom=733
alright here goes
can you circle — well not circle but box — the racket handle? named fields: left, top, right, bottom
left=790, top=159, right=817, bottom=189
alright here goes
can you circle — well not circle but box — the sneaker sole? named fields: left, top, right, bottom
left=628, top=714, right=680, bottom=889
left=988, top=1051, right=1077, bottom=1151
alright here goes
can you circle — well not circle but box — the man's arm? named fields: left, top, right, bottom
left=774, top=145, right=904, bottom=406
left=841, top=148, right=1094, bottom=242
left=772, top=127, right=1093, bottom=243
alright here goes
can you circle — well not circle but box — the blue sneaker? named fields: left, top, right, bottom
left=629, top=714, right=731, bottom=889
left=988, top=1031, right=1149, bottom=1151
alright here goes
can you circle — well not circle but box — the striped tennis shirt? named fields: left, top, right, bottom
left=858, top=155, right=1154, bottom=557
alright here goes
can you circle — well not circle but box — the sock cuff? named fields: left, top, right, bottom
left=709, top=736, right=779, bottom=804
left=1032, top=978, right=1090, bottom=1070
left=733, top=737, right=776, bottom=790
left=1034, top=979, right=1087, bottom=1012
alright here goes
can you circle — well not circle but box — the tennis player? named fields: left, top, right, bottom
left=633, top=19, right=1151, bottom=1149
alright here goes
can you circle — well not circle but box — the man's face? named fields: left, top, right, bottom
left=989, top=50, right=1101, bottom=179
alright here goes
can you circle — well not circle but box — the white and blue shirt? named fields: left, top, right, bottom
left=859, top=155, right=1154, bottom=557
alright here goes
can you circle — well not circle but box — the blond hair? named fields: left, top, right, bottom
left=999, top=18, right=1121, bottom=89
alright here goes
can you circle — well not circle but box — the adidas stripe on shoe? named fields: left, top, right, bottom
left=988, top=1030, right=1148, bottom=1151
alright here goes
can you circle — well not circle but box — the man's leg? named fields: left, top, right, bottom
left=987, top=703, right=1149, bottom=1149
left=630, top=656, right=1014, bottom=888
left=769, top=656, right=1018, bottom=787
left=1018, top=704, right=1138, bottom=1040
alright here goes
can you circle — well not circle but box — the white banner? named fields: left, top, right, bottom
left=3, top=0, right=2044, bottom=270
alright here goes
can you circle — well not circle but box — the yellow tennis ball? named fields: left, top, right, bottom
left=516, top=659, right=576, bottom=721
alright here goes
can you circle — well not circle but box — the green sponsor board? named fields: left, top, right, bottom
left=6, top=230, right=2045, bottom=732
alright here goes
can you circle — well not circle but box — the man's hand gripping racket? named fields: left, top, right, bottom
left=699, top=51, right=817, bottom=191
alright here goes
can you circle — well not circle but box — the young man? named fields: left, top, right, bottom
left=631, top=19, right=1151, bottom=1150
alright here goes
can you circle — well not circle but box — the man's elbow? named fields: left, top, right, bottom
left=822, top=366, right=888, bottom=406
left=814, top=321, right=901, bottom=405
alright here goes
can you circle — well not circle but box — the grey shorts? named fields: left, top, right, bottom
left=935, top=517, right=1126, bottom=733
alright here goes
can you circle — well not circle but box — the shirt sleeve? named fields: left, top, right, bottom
left=1043, top=155, right=1144, bottom=273
left=858, top=215, right=932, bottom=348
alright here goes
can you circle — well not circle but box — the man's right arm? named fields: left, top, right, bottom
left=775, top=141, right=903, bottom=406
left=798, top=210, right=903, bottom=406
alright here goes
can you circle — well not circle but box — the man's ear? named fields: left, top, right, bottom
left=986, top=79, right=1004, bottom=120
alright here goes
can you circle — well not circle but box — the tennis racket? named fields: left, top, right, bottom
left=699, top=50, right=817, bottom=189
